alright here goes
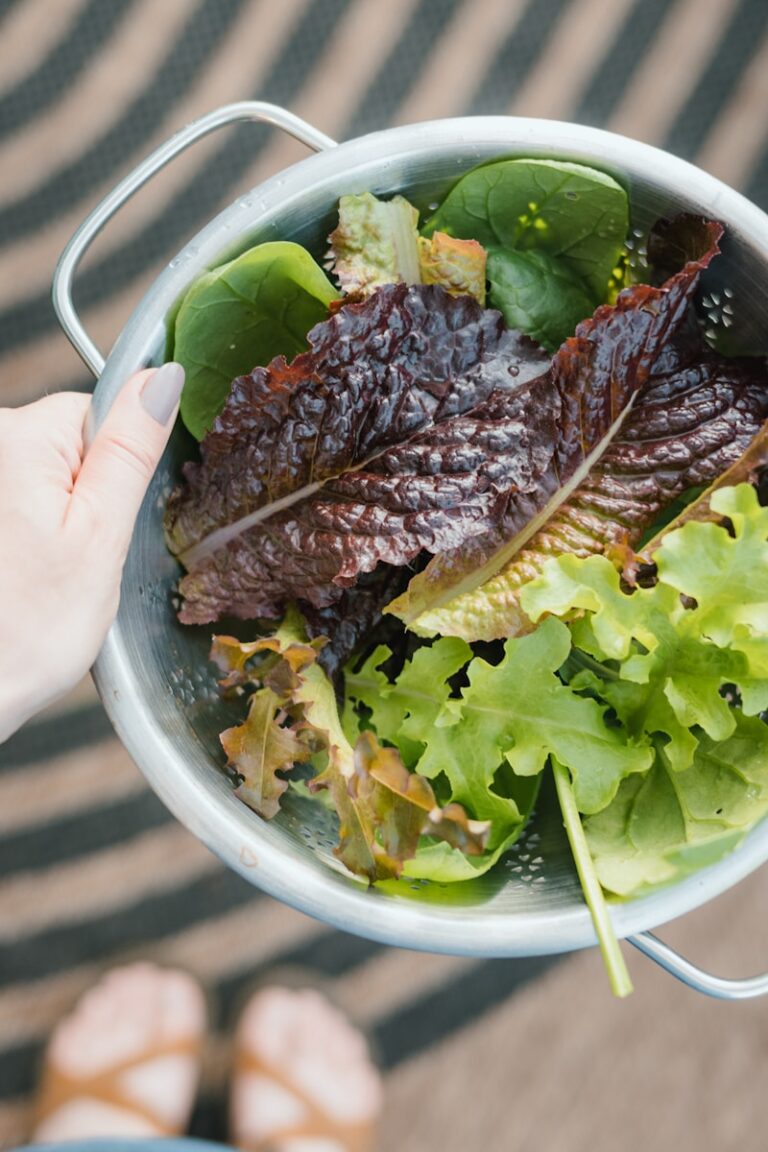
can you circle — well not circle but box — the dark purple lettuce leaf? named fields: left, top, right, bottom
left=646, top=213, right=722, bottom=287
left=166, top=286, right=545, bottom=555
left=419, top=348, right=768, bottom=640
left=635, top=418, right=768, bottom=558
left=166, top=283, right=550, bottom=623
left=408, top=221, right=768, bottom=640
left=389, top=218, right=727, bottom=624
left=301, top=565, right=410, bottom=677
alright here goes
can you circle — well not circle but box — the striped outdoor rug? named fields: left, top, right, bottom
left=2, top=1, right=768, bottom=1149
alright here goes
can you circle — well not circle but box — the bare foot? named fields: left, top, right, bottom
left=32, top=963, right=206, bottom=1142
left=230, top=986, right=382, bottom=1152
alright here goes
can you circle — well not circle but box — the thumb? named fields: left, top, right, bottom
left=73, top=362, right=185, bottom=550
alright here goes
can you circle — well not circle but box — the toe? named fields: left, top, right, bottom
left=158, top=969, right=207, bottom=1041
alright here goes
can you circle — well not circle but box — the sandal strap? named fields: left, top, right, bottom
left=234, top=1044, right=374, bottom=1152
left=34, top=1035, right=200, bottom=1135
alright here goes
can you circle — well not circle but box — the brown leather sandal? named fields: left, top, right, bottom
left=232, top=1048, right=375, bottom=1151
left=34, top=1035, right=203, bottom=1137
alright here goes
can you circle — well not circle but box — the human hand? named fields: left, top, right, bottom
left=0, top=363, right=185, bottom=742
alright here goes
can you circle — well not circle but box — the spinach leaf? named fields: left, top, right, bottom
left=486, top=248, right=595, bottom=349
left=424, top=158, right=629, bottom=348
left=173, top=241, right=338, bottom=440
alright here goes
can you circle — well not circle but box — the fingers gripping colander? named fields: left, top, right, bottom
left=54, top=103, right=768, bottom=999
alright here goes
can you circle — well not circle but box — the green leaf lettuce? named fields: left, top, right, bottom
left=521, top=484, right=768, bottom=898
left=585, top=719, right=768, bottom=898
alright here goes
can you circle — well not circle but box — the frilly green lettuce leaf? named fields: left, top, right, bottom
left=425, top=617, right=652, bottom=816
left=344, top=636, right=472, bottom=767
left=585, top=717, right=768, bottom=898
left=654, top=484, right=768, bottom=646
left=727, top=627, right=768, bottom=715
left=519, top=552, right=666, bottom=660
left=344, top=636, right=535, bottom=850
left=574, top=627, right=749, bottom=775
left=344, top=635, right=540, bottom=880
left=522, top=485, right=768, bottom=774
left=346, top=618, right=651, bottom=824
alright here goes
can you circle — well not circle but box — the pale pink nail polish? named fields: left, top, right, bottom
left=140, top=362, right=185, bottom=425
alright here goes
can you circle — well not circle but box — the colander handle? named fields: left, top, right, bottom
left=629, top=931, right=768, bottom=999
left=52, top=101, right=337, bottom=377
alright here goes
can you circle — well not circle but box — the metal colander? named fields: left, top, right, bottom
left=54, top=103, right=768, bottom=999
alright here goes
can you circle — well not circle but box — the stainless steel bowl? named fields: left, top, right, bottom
left=54, top=103, right=768, bottom=998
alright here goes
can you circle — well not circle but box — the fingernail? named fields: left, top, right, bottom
left=140, top=362, right=185, bottom=425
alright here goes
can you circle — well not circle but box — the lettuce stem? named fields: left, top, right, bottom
left=551, top=757, right=633, bottom=998
left=568, top=649, right=620, bottom=681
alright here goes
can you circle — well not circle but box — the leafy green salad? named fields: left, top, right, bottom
left=163, top=158, right=768, bottom=995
